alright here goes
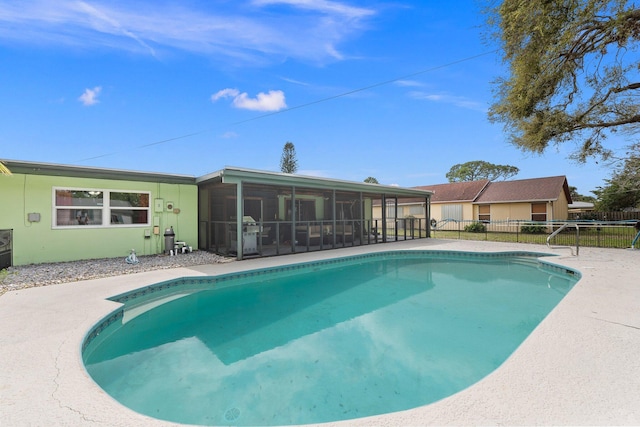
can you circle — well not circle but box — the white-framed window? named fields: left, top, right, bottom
left=53, top=188, right=150, bottom=228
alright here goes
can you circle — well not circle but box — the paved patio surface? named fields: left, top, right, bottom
left=1, top=239, right=638, bottom=426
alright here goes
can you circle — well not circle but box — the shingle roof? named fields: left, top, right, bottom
left=413, top=180, right=490, bottom=203
left=474, top=176, right=572, bottom=204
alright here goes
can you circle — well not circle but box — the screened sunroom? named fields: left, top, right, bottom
left=197, top=167, right=432, bottom=260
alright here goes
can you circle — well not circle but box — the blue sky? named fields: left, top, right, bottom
left=0, top=0, right=624, bottom=195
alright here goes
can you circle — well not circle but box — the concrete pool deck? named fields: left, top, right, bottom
left=1, top=239, right=638, bottom=426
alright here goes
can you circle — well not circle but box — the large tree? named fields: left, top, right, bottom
left=593, top=143, right=640, bottom=210
left=364, top=176, right=379, bottom=184
left=279, top=141, right=298, bottom=174
left=446, top=160, right=519, bottom=182
left=488, top=0, right=640, bottom=162
left=569, top=186, right=597, bottom=204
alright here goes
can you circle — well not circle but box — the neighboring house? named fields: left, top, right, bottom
left=472, top=176, right=572, bottom=222
left=568, top=201, right=596, bottom=215
left=407, top=176, right=572, bottom=225
left=1, top=160, right=431, bottom=266
left=413, top=180, right=490, bottom=224
left=373, top=180, right=489, bottom=229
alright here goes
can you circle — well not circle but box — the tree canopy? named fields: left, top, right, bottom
left=488, top=0, right=640, bottom=162
left=569, top=186, right=597, bottom=204
left=593, top=143, right=640, bottom=210
left=364, top=176, right=379, bottom=184
left=279, top=141, right=298, bottom=174
left=446, top=160, right=519, bottom=182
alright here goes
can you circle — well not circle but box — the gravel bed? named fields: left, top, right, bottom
left=0, top=251, right=233, bottom=295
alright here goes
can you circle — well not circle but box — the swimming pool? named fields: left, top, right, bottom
left=82, top=250, right=580, bottom=426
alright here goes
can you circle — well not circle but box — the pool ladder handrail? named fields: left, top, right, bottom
left=546, top=222, right=579, bottom=256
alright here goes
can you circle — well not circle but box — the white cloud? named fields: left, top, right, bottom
left=279, top=76, right=310, bottom=86
left=211, top=88, right=240, bottom=102
left=78, top=86, right=102, bottom=106
left=212, top=88, right=287, bottom=112
left=408, top=91, right=487, bottom=113
left=394, top=80, right=423, bottom=87
left=233, top=90, right=287, bottom=111
left=220, top=131, right=238, bottom=139
left=252, top=0, right=375, bottom=20
left=0, top=0, right=376, bottom=64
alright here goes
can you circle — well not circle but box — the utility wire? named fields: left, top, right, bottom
left=75, top=49, right=498, bottom=163
left=230, top=50, right=498, bottom=126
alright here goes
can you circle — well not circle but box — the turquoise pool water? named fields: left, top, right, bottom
left=82, top=251, right=579, bottom=426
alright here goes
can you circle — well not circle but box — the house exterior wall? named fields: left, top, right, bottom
left=0, top=172, right=197, bottom=265
left=431, top=202, right=474, bottom=222
left=553, top=191, right=569, bottom=220
left=372, top=205, right=426, bottom=221
left=485, top=203, right=533, bottom=221
left=379, top=197, right=570, bottom=224
left=476, top=199, right=570, bottom=222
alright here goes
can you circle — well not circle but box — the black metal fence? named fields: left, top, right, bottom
left=430, top=219, right=640, bottom=250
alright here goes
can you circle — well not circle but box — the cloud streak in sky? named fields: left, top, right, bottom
left=408, top=91, right=488, bottom=113
left=0, top=0, right=376, bottom=64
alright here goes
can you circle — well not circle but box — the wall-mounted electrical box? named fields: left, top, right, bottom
left=27, top=213, right=41, bottom=223
left=166, top=201, right=174, bottom=211
left=153, top=226, right=160, bottom=235
left=154, top=199, right=164, bottom=213
left=144, top=229, right=151, bottom=239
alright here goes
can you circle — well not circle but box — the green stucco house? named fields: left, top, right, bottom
left=1, top=160, right=197, bottom=266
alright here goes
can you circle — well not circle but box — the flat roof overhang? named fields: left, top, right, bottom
left=1, top=159, right=196, bottom=185
left=196, top=166, right=433, bottom=198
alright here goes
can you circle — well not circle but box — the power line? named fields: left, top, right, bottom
left=75, top=49, right=498, bottom=163
left=230, top=50, right=498, bottom=126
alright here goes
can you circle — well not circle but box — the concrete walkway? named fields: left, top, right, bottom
left=1, top=239, right=638, bottom=426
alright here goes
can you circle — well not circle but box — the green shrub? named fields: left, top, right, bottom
left=464, top=222, right=486, bottom=233
left=521, top=225, right=546, bottom=234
